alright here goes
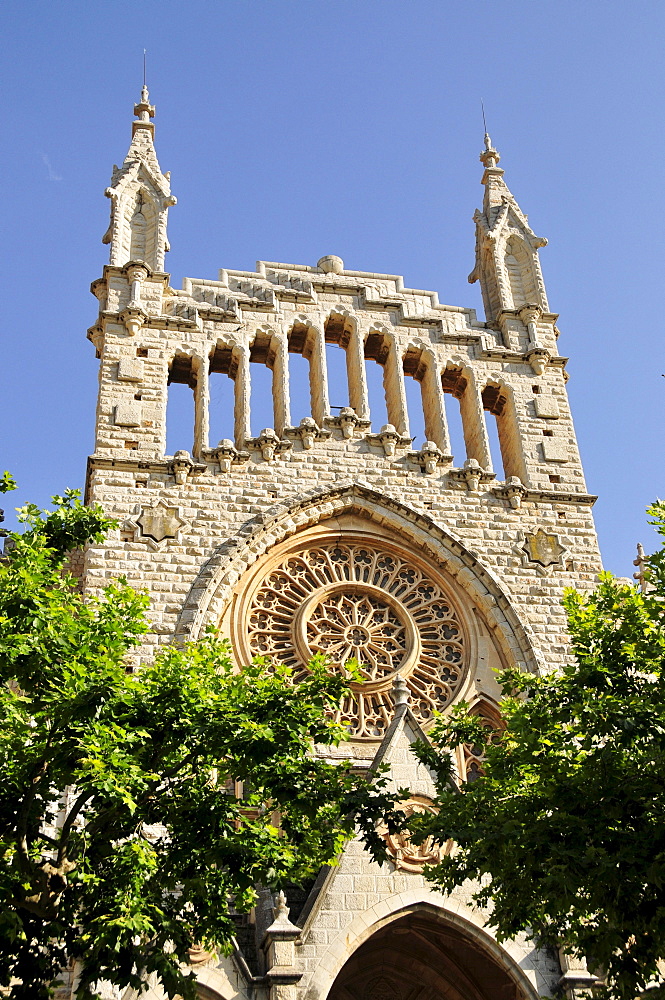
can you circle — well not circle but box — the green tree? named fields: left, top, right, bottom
left=412, top=501, right=665, bottom=999
left=0, top=484, right=400, bottom=1000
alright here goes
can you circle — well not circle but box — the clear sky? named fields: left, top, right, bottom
left=1, top=0, right=663, bottom=577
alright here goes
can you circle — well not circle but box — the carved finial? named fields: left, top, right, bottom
left=133, top=84, right=155, bottom=126
left=633, top=542, right=648, bottom=593
left=393, top=674, right=409, bottom=709
left=273, top=890, right=290, bottom=922
left=480, top=135, right=500, bottom=170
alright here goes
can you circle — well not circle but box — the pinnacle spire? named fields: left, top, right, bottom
left=469, top=134, right=549, bottom=328
left=102, top=84, right=176, bottom=272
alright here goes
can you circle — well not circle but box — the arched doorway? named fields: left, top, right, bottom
left=327, top=911, right=527, bottom=1000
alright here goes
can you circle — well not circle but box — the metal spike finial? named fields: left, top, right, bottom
left=481, top=100, right=492, bottom=150
left=140, top=50, right=149, bottom=106
left=133, top=53, right=155, bottom=126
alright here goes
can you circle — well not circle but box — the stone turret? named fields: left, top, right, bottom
left=469, top=134, right=556, bottom=369
left=101, top=86, right=176, bottom=272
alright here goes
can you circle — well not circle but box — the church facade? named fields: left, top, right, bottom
left=81, top=89, right=603, bottom=1000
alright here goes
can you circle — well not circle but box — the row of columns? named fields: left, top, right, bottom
left=176, top=326, right=514, bottom=476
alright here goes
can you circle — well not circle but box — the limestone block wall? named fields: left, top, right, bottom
left=83, top=256, right=602, bottom=696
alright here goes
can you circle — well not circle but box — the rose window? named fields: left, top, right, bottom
left=243, top=539, right=468, bottom=740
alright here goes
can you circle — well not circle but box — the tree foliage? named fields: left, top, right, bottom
left=0, top=488, right=401, bottom=999
left=412, top=501, right=665, bottom=999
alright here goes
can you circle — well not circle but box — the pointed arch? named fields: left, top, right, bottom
left=303, top=896, right=542, bottom=1000
left=462, top=697, right=505, bottom=783
left=129, top=188, right=154, bottom=262
left=503, top=235, right=539, bottom=310
left=174, top=481, right=543, bottom=679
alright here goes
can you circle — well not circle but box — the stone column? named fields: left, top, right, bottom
left=347, top=323, right=369, bottom=421
left=262, top=891, right=302, bottom=1000
left=422, top=356, right=450, bottom=455
left=193, top=354, right=209, bottom=457
left=308, top=324, right=329, bottom=427
left=234, top=346, right=251, bottom=449
left=384, top=339, right=409, bottom=438
left=272, top=335, right=290, bottom=437
left=459, top=373, right=492, bottom=471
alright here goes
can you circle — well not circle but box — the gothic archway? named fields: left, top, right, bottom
left=326, top=908, right=533, bottom=1000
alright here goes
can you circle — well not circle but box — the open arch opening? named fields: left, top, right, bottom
left=249, top=332, right=277, bottom=435
left=364, top=330, right=408, bottom=436
left=166, top=352, right=196, bottom=455
left=327, top=909, right=530, bottom=1000
left=481, top=382, right=525, bottom=482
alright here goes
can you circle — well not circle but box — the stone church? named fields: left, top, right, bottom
left=81, top=88, right=604, bottom=1000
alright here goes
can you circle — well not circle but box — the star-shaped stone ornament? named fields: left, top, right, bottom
left=136, top=503, right=185, bottom=544
left=523, top=528, right=565, bottom=568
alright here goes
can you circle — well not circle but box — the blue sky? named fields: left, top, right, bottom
left=1, top=0, right=663, bottom=576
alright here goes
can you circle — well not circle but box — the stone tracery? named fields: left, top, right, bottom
left=244, top=539, right=467, bottom=739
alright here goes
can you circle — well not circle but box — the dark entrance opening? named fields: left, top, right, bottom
left=327, top=909, right=526, bottom=1000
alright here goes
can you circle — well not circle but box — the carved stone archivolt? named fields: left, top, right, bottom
left=233, top=533, right=468, bottom=740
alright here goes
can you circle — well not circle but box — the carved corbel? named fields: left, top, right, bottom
left=495, top=476, right=529, bottom=509
left=339, top=406, right=359, bottom=439
left=282, top=418, right=331, bottom=451
left=257, top=428, right=280, bottom=462
left=449, top=458, right=495, bottom=493
left=171, top=450, right=194, bottom=485
left=412, top=441, right=448, bottom=476
left=378, top=423, right=400, bottom=457
left=119, top=306, right=146, bottom=337
left=324, top=408, right=370, bottom=439
left=366, top=424, right=411, bottom=457
left=245, top=429, right=292, bottom=463
left=212, top=438, right=238, bottom=473
left=298, top=416, right=318, bottom=450
left=526, top=347, right=550, bottom=375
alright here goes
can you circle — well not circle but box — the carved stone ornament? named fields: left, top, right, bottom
left=383, top=795, right=452, bottom=873
left=239, top=538, right=468, bottom=740
left=364, top=977, right=399, bottom=1000
left=187, top=943, right=216, bottom=966
left=137, top=503, right=185, bottom=543
left=523, top=528, right=565, bottom=567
